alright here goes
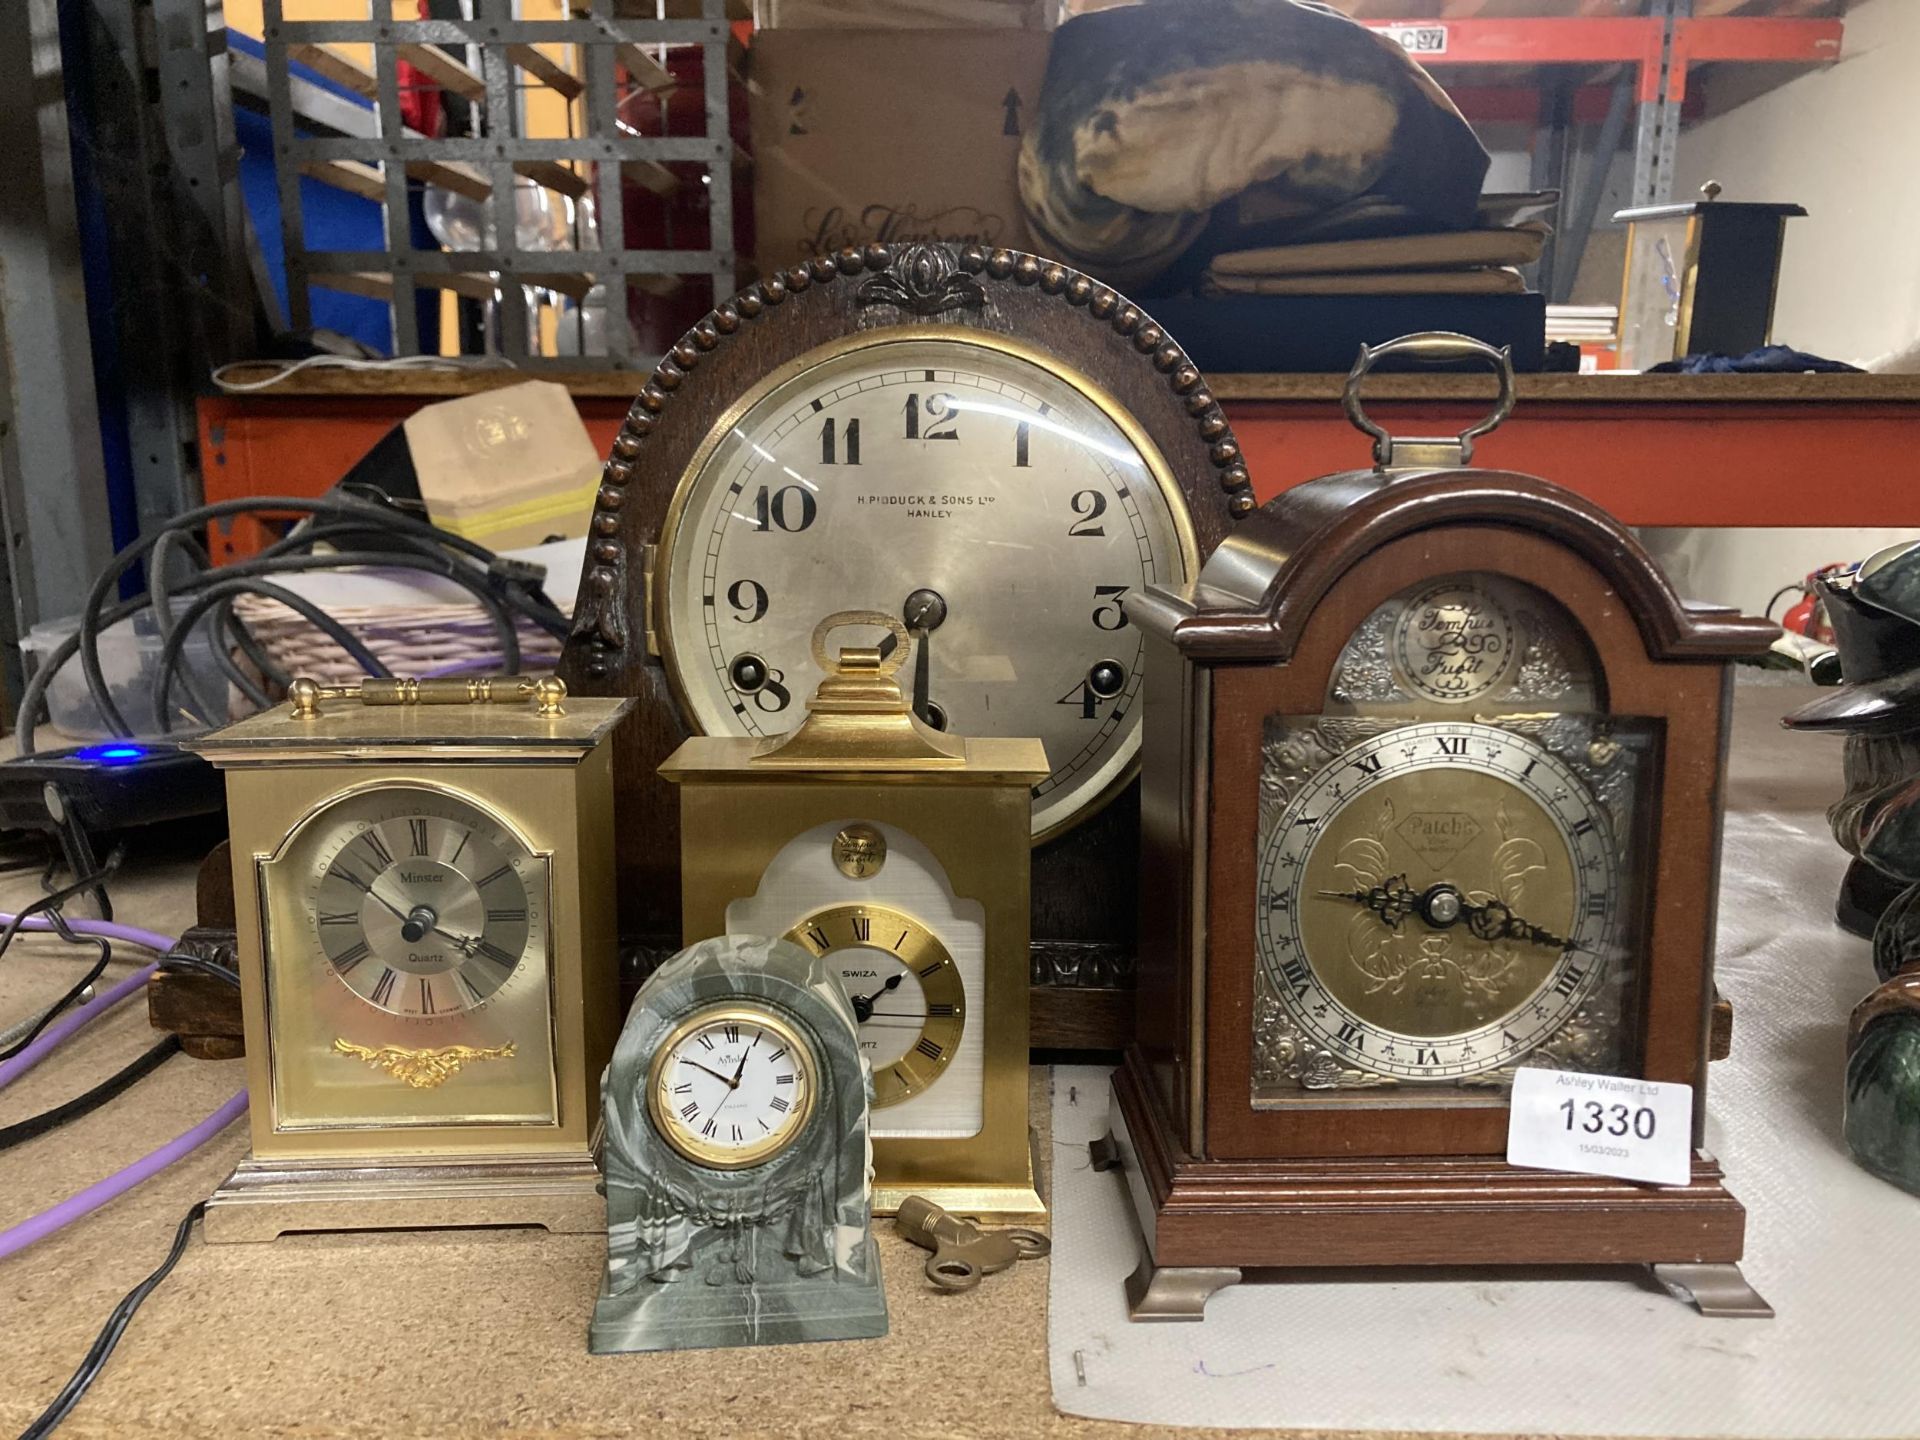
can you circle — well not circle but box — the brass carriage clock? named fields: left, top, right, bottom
left=662, top=612, right=1049, bottom=1220
left=556, top=242, right=1255, bottom=1047
left=190, top=676, right=631, bottom=1242
left=1093, top=335, right=1779, bottom=1318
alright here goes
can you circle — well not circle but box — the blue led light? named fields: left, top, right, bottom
left=75, top=743, right=149, bottom=764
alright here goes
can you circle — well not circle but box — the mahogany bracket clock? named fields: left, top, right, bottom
left=1091, top=334, right=1778, bottom=1319
left=555, top=243, right=1251, bottom=1048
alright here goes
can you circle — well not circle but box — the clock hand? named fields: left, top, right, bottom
left=680, top=1058, right=738, bottom=1088
left=902, top=588, right=948, bottom=730
left=729, top=1029, right=760, bottom=1087
left=1315, top=876, right=1420, bottom=928
left=1459, top=897, right=1593, bottom=954
left=849, top=972, right=904, bottom=1023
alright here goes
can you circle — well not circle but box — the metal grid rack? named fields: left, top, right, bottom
left=260, top=0, right=736, bottom=367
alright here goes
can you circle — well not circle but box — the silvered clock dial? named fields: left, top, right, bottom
left=307, top=790, right=538, bottom=1019
left=657, top=333, right=1200, bottom=839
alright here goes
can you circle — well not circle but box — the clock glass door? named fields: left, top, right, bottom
left=259, top=783, right=559, bottom=1131
left=657, top=332, right=1200, bottom=840
left=1250, top=575, right=1659, bottom=1105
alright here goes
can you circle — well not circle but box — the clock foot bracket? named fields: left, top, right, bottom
left=202, top=1154, right=606, bottom=1243
left=1651, top=1262, right=1774, bottom=1318
left=1092, top=1125, right=1243, bottom=1322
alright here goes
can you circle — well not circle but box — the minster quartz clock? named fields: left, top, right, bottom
left=556, top=243, right=1252, bottom=1046
left=1092, top=334, right=1779, bottom=1319
left=189, top=676, right=630, bottom=1242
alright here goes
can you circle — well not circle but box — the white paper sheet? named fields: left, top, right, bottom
left=1049, top=685, right=1920, bottom=1434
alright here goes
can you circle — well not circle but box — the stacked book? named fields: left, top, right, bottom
left=1201, top=222, right=1551, bottom=297
left=1546, top=304, right=1620, bottom=346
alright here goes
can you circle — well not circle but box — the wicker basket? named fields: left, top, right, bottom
left=231, top=595, right=568, bottom=686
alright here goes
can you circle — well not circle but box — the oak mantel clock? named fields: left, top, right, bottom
left=190, top=676, right=631, bottom=1242
left=555, top=242, right=1253, bottom=1047
left=1092, top=334, right=1779, bottom=1319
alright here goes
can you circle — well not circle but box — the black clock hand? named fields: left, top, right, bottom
left=849, top=972, right=904, bottom=1023
left=902, top=588, right=947, bottom=729
left=1315, top=876, right=1420, bottom=928
left=680, top=1058, right=738, bottom=1088
left=729, top=1030, right=759, bottom=1087
left=1460, top=897, right=1592, bottom=954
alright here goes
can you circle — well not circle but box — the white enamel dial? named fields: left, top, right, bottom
left=659, top=335, right=1198, bottom=839
left=304, top=789, right=540, bottom=1019
left=647, top=1006, right=817, bottom=1169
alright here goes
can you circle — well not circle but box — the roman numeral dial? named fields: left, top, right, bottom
left=1256, top=720, right=1621, bottom=1084
left=647, top=1005, right=818, bottom=1169
left=784, top=904, right=966, bottom=1108
left=301, top=787, right=547, bottom=1020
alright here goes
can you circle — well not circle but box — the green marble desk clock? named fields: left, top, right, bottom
left=590, top=935, right=888, bottom=1353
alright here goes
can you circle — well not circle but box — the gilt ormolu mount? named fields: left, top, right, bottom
left=557, top=242, right=1254, bottom=1049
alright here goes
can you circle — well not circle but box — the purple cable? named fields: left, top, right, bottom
left=0, top=1090, right=249, bottom=1260
left=0, top=911, right=251, bottom=1260
left=0, top=915, right=178, bottom=1092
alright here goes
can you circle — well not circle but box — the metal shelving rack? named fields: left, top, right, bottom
left=260, top=0, right=736, bottom=367
left=1319, top=1, right=1845, bottom=300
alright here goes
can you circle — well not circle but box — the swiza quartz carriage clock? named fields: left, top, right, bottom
left=1092, top=335, right=1779, bottom=1318
left=662, top=612, right=1049, bottom=1220
left=190, top=676, right=630, bottom=1241
left=556, top=242, right=1253, bottom=1047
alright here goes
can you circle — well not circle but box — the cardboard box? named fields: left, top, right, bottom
left=749, top=29, right=1049, bottom=275
left=404, top=381, right=602, bottom=550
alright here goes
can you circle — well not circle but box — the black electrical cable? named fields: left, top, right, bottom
left=151, top=574, right=394, bottom=731
left=17, top=1201, right=207, bottom=1440
left=150, top=546, right=533, bottom=729
left=154, top=952, right=242, bottom=988
left=18, top=495, right=568, bottom=752
left=69, top=494, right=567, bottom=739
left=0, top=931, right=113, bottom=1064
left=0, top=855, right=126, bottom=1063
left=0, top=1036, right=182, bottom=1153
left=146, top=530, right=232, bottom=726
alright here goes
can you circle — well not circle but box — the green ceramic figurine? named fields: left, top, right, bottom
left=1786, top=541, right=1920, bottom=1196
left=589, top=934, right=888, bottom=1353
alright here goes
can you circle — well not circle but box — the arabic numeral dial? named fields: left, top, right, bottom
left=663, top=337, right=1198, bottom=841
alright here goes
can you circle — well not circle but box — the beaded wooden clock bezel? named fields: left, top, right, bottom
left=556, top=243, right=1255, bottom=1048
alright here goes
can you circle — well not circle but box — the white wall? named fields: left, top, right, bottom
left=1641, top=0, right=1920, bottom=616
left=1675, top=0, right=1920, bottom=367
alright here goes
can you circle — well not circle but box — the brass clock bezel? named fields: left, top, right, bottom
left=783, top=903, right=967, bottom=1107
left=645, top=1003, right=821, bottom=1170
left=651, top=325, right=1203, bottom=846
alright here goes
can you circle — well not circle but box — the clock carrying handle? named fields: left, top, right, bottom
left=287, top=675, right=567, bottom=717
left=1342, top=330, right=1516, bottom=471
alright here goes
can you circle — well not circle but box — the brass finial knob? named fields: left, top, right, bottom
left=534, top=675, right=567, bottom=716
left=289, top=677, right=323, bottom=717
left=1701, top=180, right=1722, bottom=202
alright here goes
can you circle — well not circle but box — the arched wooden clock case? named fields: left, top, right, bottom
left=1094, top=338, right=1779, bottom=1319
left=557, top=243, right=1253, bottom=1047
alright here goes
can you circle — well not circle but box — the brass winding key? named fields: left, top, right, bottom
left=895, top=1196, right=1050, bottom=1292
